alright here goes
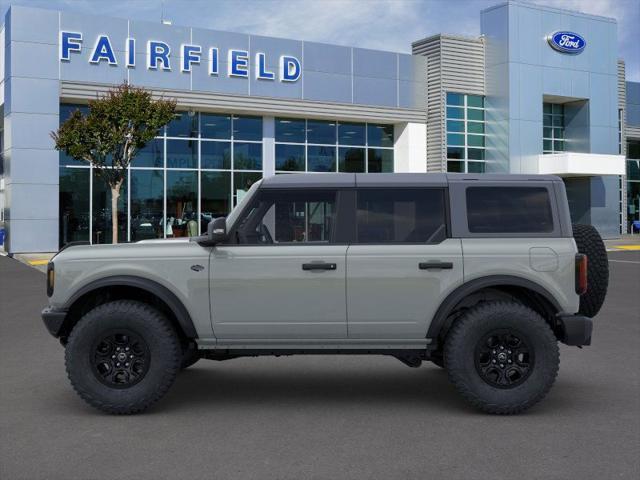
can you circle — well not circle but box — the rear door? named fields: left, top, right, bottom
left=346, top=187, right=463, bottom=339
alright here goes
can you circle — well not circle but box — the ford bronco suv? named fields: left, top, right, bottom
left=42, top=173, right=608, bottom=415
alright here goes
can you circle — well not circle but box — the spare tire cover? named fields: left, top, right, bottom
left=572, top=224, right=609, bottom=318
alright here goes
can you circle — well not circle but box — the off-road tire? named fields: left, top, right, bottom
left=572, top=223, right=608, bottom=318
left=444, top=301, right=559, bottom=414
left=65, top=300, right=181, bottom=414
left=181, top=343, right=201, bottom=370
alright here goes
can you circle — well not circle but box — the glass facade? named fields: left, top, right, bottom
left=627, top=140, right=640, bottom=232
left=59, top=167, right=90, bottom=244
left=445, top=92, right=486, bottom=173
left=543, top=103, right=565, bottom=154
left=58, top=104, right=263, bottom=246
left=274, top=118, right=394, bottom=173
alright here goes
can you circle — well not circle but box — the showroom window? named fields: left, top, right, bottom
left=58, top=104, right=263, bottom=246
left=59, top=167, right=90, bottom=244
left=627, top=140, right=640, bottom=232
left=543, top=103, right=565, bottom=154
left=274, top=118, right=394, bottom=173
left=445, top=93, right=486, bottom=173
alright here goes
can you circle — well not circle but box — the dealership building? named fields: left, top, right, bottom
left=0, top=1, right=639, bottom=252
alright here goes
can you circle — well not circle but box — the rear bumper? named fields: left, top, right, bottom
left=41, top=307, right=68, bottom=338
left=557, top=314, right=593, bottom=346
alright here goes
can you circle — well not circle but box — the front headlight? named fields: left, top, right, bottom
left=47, top=262, right=55, bottom=297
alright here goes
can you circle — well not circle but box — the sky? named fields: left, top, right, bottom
left=1, top=0, right=638, bottom=80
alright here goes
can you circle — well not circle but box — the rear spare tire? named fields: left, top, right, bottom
left=572, top=224, right=608, bottom=318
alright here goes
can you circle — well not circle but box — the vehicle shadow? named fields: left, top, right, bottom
left=48, top=357, right=579, bottom=416
left=149, top=357, right=568, bottom=416
left=162, top=360, right=468, bottom=413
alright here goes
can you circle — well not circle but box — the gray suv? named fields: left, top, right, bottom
left=42, top=173, right=608, bottom=415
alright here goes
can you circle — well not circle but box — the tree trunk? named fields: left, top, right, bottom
left=110, top=181, right=123, bottom=244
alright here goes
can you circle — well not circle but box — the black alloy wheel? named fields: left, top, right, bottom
left=474, top=329, right=534, bottom=388
left=91, top=330, right=150, bottom=388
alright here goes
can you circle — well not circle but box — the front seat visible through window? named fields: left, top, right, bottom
left=209, top=188, right=349, bottom=340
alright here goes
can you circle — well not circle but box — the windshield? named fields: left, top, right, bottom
left=225, top=179, right=262, bottom=230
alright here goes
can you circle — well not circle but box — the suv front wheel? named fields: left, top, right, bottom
left=65, top=300, right=181, bottom=414
left=444, top=301, right=559, bottom=414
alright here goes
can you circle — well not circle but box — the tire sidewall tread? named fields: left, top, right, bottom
left=65, top=300, right=181, bottom=415
left=572, top=223, right=609, bottom=318
left=444, top=301, right=560, bottom=415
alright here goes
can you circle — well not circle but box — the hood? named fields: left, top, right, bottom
left=53, top=238, right=198, bottom=263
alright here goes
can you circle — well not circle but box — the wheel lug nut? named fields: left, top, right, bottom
left=492, top=359, right=496, bottom=363
left=116, top=347, right=120, bottom=351
left=500, top=364, right=504, bottom=368
left=507, top=350, right=511, bottom=354
left=130, top=355, right=134, bottom=359
left=492, top=350, right=496, bottom=354
left=116, top=363, right=120, bottom=367
left=125, top=363, right=129, bottom=367
left=125, top=347, right=130, bottom=351
left=111, top=355, right=115, bottom=359
left=508, top=360, right=512, bottom=363
left=500, top=346, right=504, bottom=350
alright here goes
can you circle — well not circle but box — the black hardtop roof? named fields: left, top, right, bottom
left=260, top=173, right=561, bottom=189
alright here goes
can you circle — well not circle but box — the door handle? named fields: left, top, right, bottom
left=302, top=262, right=337, bottom=271
left=419, top=261, right=453, bottom=270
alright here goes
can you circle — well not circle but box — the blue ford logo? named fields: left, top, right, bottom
left=547, top=31, right=586, bottom=54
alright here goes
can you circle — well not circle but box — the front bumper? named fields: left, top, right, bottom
left=41, top=307, right=68, bottom=338
left=557, top=314, right=593, bottom=346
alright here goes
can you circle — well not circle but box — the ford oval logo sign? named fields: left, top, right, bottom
left=547, top=31, right=586, bottom=54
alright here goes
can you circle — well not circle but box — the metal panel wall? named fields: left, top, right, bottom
left=54, top=10, right=427, bottom=111
left=626, top=81, right=640, bottom=131
left=412, top=35, right=485, bottom=172
left=619, top=60, right=626, bottom=232
left=482, top=1, right=621, bottom=238
left=60, top=81, right=427, bottom=124
left=618, top=61, right=626, bottom=151
left=2, top=6, right=60, bottom=252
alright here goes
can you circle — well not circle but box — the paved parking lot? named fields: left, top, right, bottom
left=1, top=251, right=639, bottom=480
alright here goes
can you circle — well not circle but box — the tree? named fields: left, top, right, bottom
left=52, top=83, right=176, bottom=244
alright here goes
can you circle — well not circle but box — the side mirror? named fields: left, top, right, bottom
left=207, top=217, right=228, bottom=244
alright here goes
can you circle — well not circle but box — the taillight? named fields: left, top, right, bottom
left=47, top=262, right=55, bottom=297
left=575, top=254, right=587, bottom=295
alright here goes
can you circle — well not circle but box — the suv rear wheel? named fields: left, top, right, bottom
left=444, top=301, right=559, bottom=414
left=65, top=300, right=181, bottom=414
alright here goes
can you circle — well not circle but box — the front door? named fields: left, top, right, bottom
left=210, top=188, right=348, bottom=339
left=346, top=187, right=463, bottom=339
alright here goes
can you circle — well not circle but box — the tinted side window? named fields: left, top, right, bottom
left=236, top=190, right=336, bottom=244
left=466, top=187, right=554, bottom=233
left=356, top=189, right=447, bottom=243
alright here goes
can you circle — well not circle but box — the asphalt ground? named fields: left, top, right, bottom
left=0, top=251, right=638, bottom=480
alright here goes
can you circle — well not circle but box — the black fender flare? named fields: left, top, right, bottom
left=427, top=275, right=562, bottom=342
left=64, top=275, right=198, bottom=338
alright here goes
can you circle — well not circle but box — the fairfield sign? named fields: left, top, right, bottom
left=59, top=31, right=302, bottom=82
